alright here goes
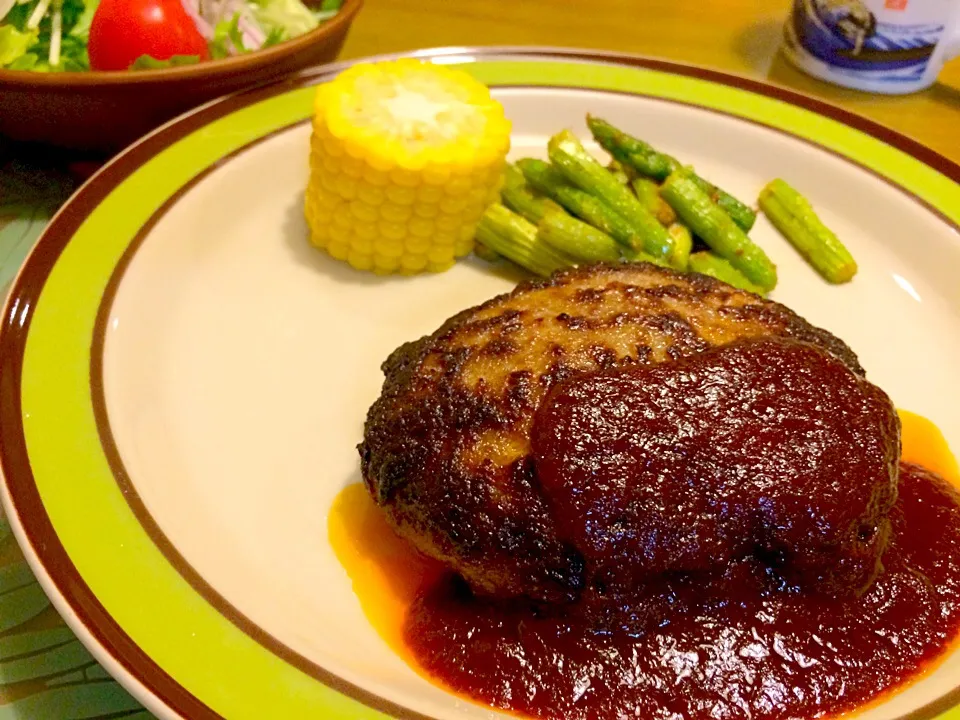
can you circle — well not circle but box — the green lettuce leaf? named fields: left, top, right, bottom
left=70, top=0, right=99, bottom=40
left=28, top=31, right=89, bottom=70
left=2, top=1, right=33, bottom=32
left=262, top=24, right=285, bottom=47
left=6, top=53, right=37, bottom=70
left=2, top=0, right=92, bottom=71
left=0, top=24, right=37, bottom=67
left=208, top=12, right=246, bottom=59
left=247, top=0, right=319, bottom=40
left=57, top=0, right=87, bottom=31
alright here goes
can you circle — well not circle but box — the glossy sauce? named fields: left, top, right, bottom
left=329, top=411, right=960, bottom=720
left=530, top=339, right=900, bottom=601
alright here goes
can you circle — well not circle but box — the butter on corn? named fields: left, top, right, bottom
left=305, top=58, right=511, bottom=275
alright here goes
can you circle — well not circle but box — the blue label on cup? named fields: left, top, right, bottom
left=787, top=0, right=944, bottom=82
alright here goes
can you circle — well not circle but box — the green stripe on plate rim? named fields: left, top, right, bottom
left=17, top=58, right=960, bottom=719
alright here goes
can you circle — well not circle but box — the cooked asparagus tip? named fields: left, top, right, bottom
left=661, top=170, right=777, bottom=292
left=587, top=115, right=675, bottom=180
left=632, top=177, right=677, bottom=226
left=517, top=158, right=644, bottom=253
left=536, top=211, right=623, bottom=263
left=588, top=115, right=757, bottom=231
left=501, top=164, right=565, bottom=224
left=546, top=131, right=677, bottom=263
left=667, top=223, right=693, bottom=271
left=689, top=252, right=768, bottom=295
left=477, top=204, right=573, bottom=277
left=758, top=179, right=857, bottom=284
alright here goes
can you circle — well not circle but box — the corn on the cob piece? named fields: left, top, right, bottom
left=305, top=58, right=511, bottom=275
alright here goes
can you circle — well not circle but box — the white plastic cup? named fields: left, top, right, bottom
left=782, top=0, right=960, bottom=94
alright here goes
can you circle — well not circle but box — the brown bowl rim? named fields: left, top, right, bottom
left=0, top=0, right=363, bottom=86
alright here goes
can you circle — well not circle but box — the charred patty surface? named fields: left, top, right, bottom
left=359, top=263, right=871, bottom=603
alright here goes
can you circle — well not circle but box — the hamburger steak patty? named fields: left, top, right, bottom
left=359, top=262, right=896, bottom=604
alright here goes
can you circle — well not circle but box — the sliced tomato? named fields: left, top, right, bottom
left=88, top=0, right=210, bottom=71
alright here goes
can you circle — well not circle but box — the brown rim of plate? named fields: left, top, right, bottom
left=0, top=0, right=363, bottom=85
left=2, top=47, right=960, bottom=720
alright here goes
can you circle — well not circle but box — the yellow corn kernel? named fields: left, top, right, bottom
left=400, top=254, right=429, bottom=272
left=328, top=242, right=349, bottom=261
left=413, top=203, right=440, bottom=219
left=385, top=185, right=416, bottom=205
left=417, top=186, right=444, bottom=204
left=427, top=257, right=455, bottom=273
left=374, top=238, right=404, bottom=258
left=408, top=217, right=434, bottom=238
left=357, top=185, right=386, bottom=206
left=349, top=199, right=380, bottom=224
left=351, top=235, right=375, bottom=254
left=354, top=223, right=379, bottom=240
left=373, top=254, right=401, bottom=274
left=381, top=203, right=413, bottom=223
left=362, top=165, right=391, bottom=186
left=379, top=221, right=408, bottom=242
left=348, top=250, right=374, bottom=271
left=454, top=238, right=474, bottom=257
left=427, top=244, right=454, bottom=264
left=304, top=58, right=510, bottom=274
left=328, top=223, right=353, bottom=246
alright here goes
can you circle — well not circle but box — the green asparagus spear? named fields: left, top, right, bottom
left=704, top=178, right=757, bottom=233
left=503, top=163, right=525, bottom=188
left=476, top=204, right=573, bottom=277
left=661, top=170, right=777, bottom=292
left=546, top=131, right=676, bottom=263
left=516, top=159, right=643, bottom=252
left=688, top=252, right=767, bottom=295
left=758, top=179, right=857, bottom=284
left=632, top=177, right=677, bottom=226
left=587, top=115, right=757, bottom=231
left=537, top=211, right=623, bottom=263
left=667, top=223, right=693, bottom=271
left=501, top=164, right=565, bottom=224
left=473, top=242, right=503, bottom=264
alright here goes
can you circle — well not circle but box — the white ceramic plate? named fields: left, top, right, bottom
left=1, top=48, right=959, bottom=720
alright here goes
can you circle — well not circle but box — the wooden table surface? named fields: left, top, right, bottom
left=341, top=0, right=960, bottom=165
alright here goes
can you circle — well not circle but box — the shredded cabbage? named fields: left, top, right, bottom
left=188, top=0, right=335, bottom=53
left=248, top=0, right=319, bottom=41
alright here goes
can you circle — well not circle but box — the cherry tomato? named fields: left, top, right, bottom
left=88, top=0, right=210, bottom=71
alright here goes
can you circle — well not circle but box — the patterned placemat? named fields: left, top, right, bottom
left=0, top=147, right=151, bottom=719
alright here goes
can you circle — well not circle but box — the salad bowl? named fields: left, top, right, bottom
left=0, top=0, right=363, bottom=153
